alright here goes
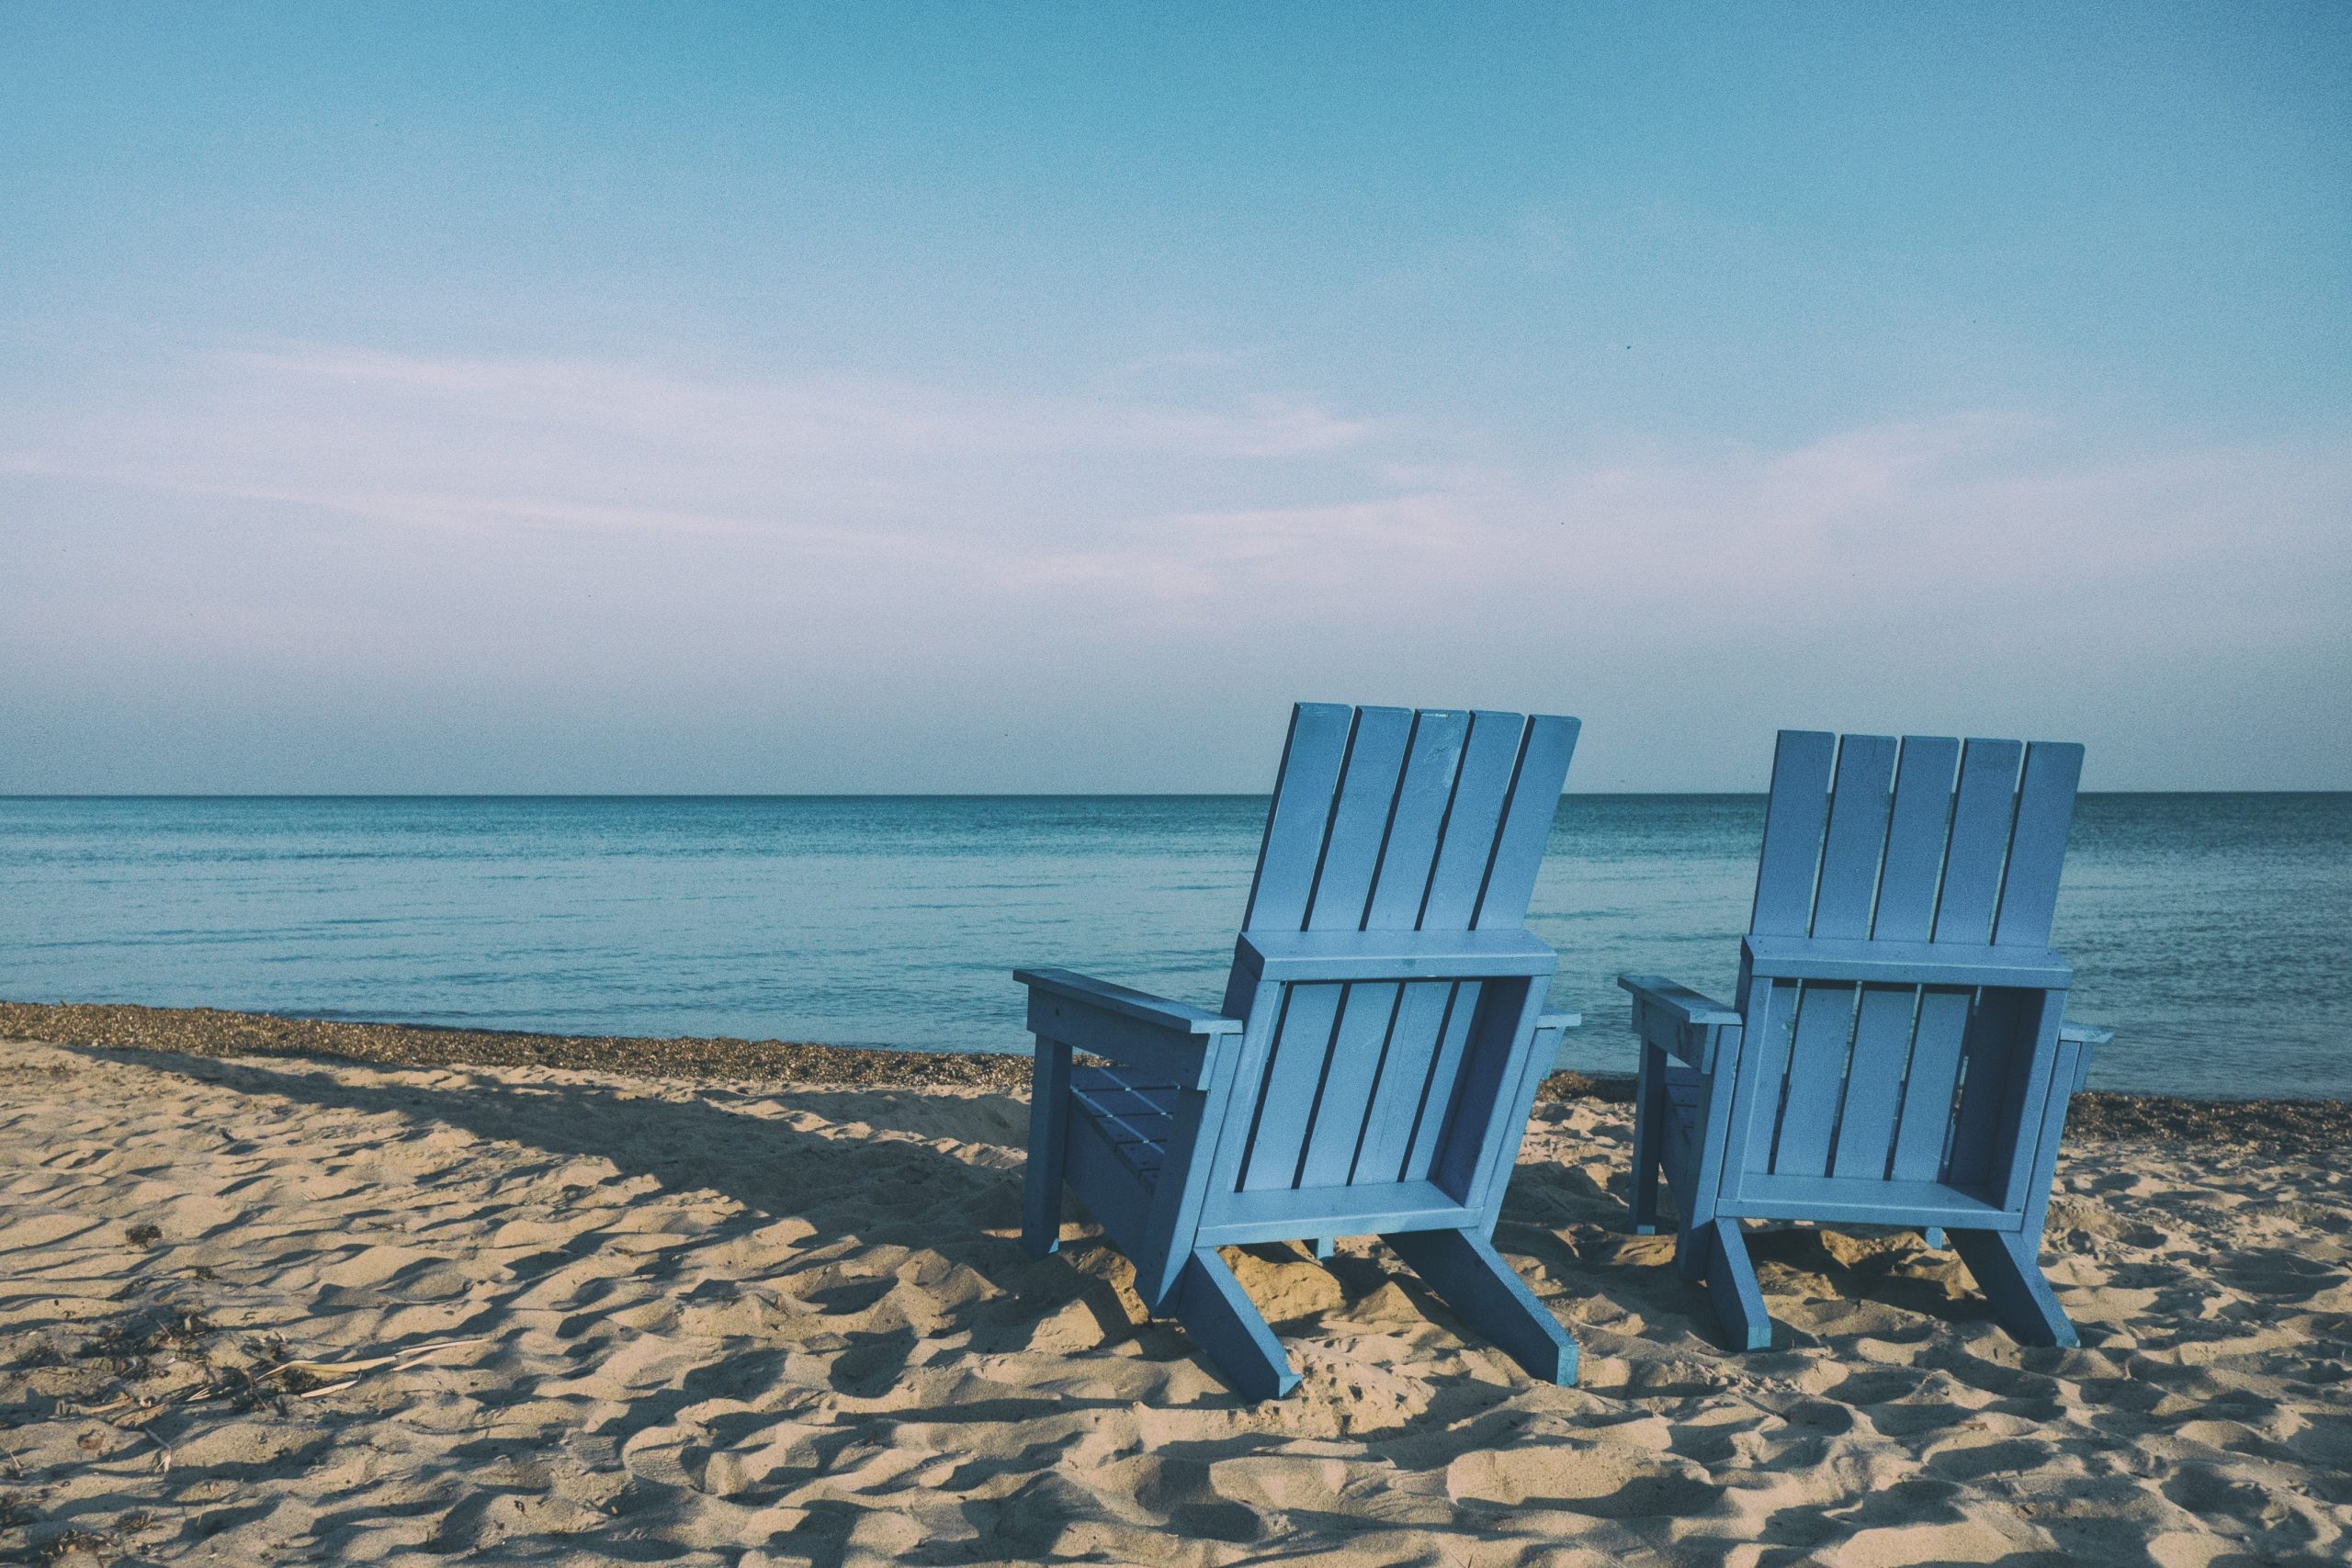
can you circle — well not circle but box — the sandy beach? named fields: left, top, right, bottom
left=3, top=1013, right=2349, bottom=1566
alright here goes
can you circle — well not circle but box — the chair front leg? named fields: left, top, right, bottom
left=1021, top=1036, right=1072, bottom=1258
left=1629, top=1041, right=1668, bottom=1235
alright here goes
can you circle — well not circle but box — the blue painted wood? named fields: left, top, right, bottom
left=1474, top=715, right=1581, bottom=930
left=1017, top=701, right=1582, bottom=1399
left=1829, top=984, right=1917, bottom=1179
left=1295, top=981, right=1400, bottom=1189
left=1348, top=979, right=1458, bottom=1184
left=1237, top=927, right=1558, bottom=982
left=1994, top=742, right=2084, bottom=948
left=1023, top=1038, right=1072, bottom=1257
left=1385, top=1228, right=1578, bottom=1383
left=1812, top=734, right=1897, bottom=939
left=1948, top=1229, right=2078, bottom=1348
left=1239, top=981, right=1346, bottom=1190
left=1741, top=936, right=2070, bottom=988
left=1890, top=986, right=1973, bottom=1181
left=1304, top=706, right=1415, bottom=931
left=1873, top=737, right=1960, bottom=942
left=1772, top=982, right=1857, bottom=1178
left=1702, top=1220, right=1772, bottom=1351
left=1619, top=728, right=2103, bottom=1355
left=1750, top=730, right=1838, bottom=938
left=1934, top=739, right=2026, bottom=943
left=1364, top=710, right=1472, bottom=929
left=1172, top=1248, right=1301, bottom=1399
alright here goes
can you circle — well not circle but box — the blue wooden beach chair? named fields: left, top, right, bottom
left=1621, top=730, right=2112, bottom=1351
left=1017, top=703, right=1584, bottom=1400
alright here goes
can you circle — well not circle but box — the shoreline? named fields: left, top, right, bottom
left=4, top=997, right=2346, bottom=1156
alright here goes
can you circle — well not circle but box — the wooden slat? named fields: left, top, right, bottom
left=1472, top=715, right=1580, bottom=931
left=1304, top=706, right=1415, bottom=931
left=1933, top=739, right=2024, bottom=944
left=1830, top=984, right=1918, bottom=1179
left=1742, top=936, right=2069, bottom=989
left=1993, top=990, right=2066, bottom=1216
left=1363, top=710, right=1471, bottom=930
left=1400, top=980, right=1481, bottom=1181
left=1347, top=980, right=1457, bottom=1183
left=1889, top=986, right=1973, bottom=1181
left=1945, top=988, right=2030, bottom=1186
left=1196, top=1179, right=1471, bottom=1246
left=1295, top=981, right=1401, bottom=1188
left=1811, top=734, right=1896, bottom=939
left=1240, top=703, right=1356, bottom=934
left=1993, top=741, right=2084, bottom=948
left=1873, top=736, right=1959, bottom=942
left=1749, top=730, right=1838, bottom=937
left=1717, top=1174, right=2018, bottom=1229
left=1418, top=711, right=1528, bottom=931
left=1063, top=1108, right=1157, bottom=1248
left=1720, top=977, right=1798, bottom=1191
left=1238, top=982, right=1345, bottom=1190
left=1771, top=981, right=1857, bottom=1178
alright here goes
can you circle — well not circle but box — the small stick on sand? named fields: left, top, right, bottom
left=252, top=1335, right=491, bottom=1389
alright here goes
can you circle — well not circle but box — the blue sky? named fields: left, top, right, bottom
left=3, top=2, right=2346, bottom=791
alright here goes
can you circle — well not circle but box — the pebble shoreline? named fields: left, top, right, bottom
left=4, top=998, right=2343, bottom=1156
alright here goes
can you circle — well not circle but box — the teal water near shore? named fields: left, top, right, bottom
left=1, top=795, right=2345, bottom=1098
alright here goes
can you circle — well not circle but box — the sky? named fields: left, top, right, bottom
left=2, top=2, right=2346, bottom=792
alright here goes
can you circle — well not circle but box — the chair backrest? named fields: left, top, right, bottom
left=1212, top=704, right=1578, bottom=1197
left=1727, top=731, right=2084, bottom=1201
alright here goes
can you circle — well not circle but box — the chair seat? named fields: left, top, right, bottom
left=1070, top=1065, right=1182, bottom=1190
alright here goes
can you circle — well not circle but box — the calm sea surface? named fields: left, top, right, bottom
left=1, top=795, right=2345, bottom=1099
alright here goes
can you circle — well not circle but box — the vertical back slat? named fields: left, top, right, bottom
left=1933, top=739, right=2025, bottom=944
left=1749, top=730, right=1838, bottom=937
left=1830, top=985, right=1919, bottom=1177
left=1303, top=707, right=1415, bottom=932
left=1295, top=982, right=1401, bottom=1188
left=1240, top=704, right=1356, bottom=934
left=1811, top=735, right=1897, bottom=938
left=1418, top=712, right=1529, bottom=931
left=1238, top=982, right=1346, bottom=1190
left=1770, top=982, right=1855, bottom=1177
left=1399, top=982, right=1481, bottom=1180
left=1349, top=980, right=1456, bottom=1181
left=1992, top=742, right=2084, bottom=948
left=1471, top=715, right=1580, bottom=931
left=1362, top=712, right=1471, bottom=930
left=1724, top=978, right=1800, bottom=1186
left=1888, top=987, right=1973, bottom=1180
left=1945, top=988, right=2030, bottom=1188
left=1872, top=737, right=1960, bottom=942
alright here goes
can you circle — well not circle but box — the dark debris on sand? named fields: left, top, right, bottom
left=3, top=999, right=2344, bottom=1158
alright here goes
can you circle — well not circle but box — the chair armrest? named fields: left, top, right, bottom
left=1013, top=967, right=1243, bottom=1090
left=1537, top=1012, right=1582, bottom=1032
left=1618, top=974, right=1741, bottom=1072
left=2058, top=1020, right=2109, bottom=1092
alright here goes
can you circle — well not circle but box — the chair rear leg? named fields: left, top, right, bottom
left=1385, top=1229, right=1578, bottom=1386
left=1309, top=1237, right=1336, bottom=1260
left=1022, top=1038, right=1072, bottom=1258
left=1950, top=1227, right=2077, bottom=1348
left=1629, top=1043, right=1668, bottom=1235
left=1701, top=1218, right=1772, bottom=1351
left=1172, top=1247, right=1299, bottom=1401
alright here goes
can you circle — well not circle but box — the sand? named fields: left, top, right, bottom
left=4, top=1032, right=2349, bottom=1566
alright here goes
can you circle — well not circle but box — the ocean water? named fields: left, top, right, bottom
left=0, top=795, right=2345, bottom=1099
